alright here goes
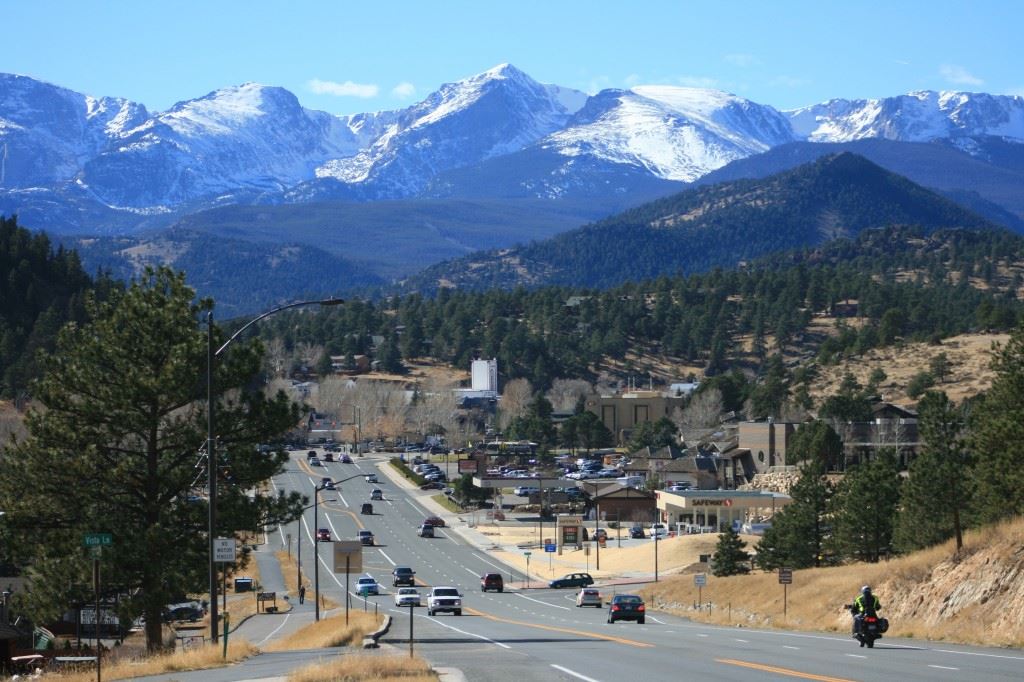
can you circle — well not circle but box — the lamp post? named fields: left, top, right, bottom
left=206, top=297, right=342, bottom=642
left=296, top=498, right=334, bottom=596
left=310, top=472, right=368, bottom=622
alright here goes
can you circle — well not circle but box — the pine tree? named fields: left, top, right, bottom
left=0, top=267, right=303, bottom=651
left=755, top=461, right=833, bottom=569
left=711, top=526, right=750, bottom=576
left=894, top=391, right=972, bottom=552
left=829, top=449, right=902, bottom=562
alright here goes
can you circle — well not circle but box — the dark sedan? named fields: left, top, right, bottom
left=549, top=572, right=594, bottom=589
left=607, top=594, right=645, bottom=624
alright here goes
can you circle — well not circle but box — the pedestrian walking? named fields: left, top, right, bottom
left=299, top=585, right=306, bottom=604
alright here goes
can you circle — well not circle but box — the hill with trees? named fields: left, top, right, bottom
left=404, top=153, right=1000, bottom=293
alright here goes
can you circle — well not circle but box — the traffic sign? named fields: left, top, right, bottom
left=544, top=544, right=556, bottom=553
left=778, top=568, right=793, bottom=584
left=213, top=537, right=236, bottom=562
left=82, top=533, right=113, bottom=547
left=694, top=573, right=707, bottom=587
left=523, top=551, right=532, bottom=557
left=333, top=541, right=363, bottom=573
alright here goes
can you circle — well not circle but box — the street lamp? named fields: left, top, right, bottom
left=206, top=297, right=343, bottom=642
left=295, top=498, right=334, bottom=599
left=310, top=471, right=368, bottom=622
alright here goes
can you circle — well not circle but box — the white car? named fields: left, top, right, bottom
left=394, top=587, right=421, bottom=607
left=575, top=587, right=602, bottom=608
left=650, top=523, right=669, bottom=539
left=355, top=576, right=380, bottom=595
left=365, top=473, right=379, bottom=483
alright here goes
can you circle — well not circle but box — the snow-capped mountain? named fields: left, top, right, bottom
left=787, top=91, right=1024, bottom=146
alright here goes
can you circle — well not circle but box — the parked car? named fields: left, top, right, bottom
left=423, top=516, right=445, bottom=528
left=394, top=587, right=421, bottom=607
left=370, top=488, right=383, bottom=500
left=607, top=594, right=645, bottom=624
left=418, top=524, right=435, bottom=538
left=321, top=477, right=335, bottom=490
left=355, top=576, right=380, bottom=596
left=316, top=528, right=331, bottom=542
left=340, top=454, right=353, bottom=464
left=360, top=503, right=373, bottom=515
left=358, top=530, right=374, bottom=546
left=513, top=486, right=540, bottom=497
left=592, top=528, right=608, bottom=542
left=650, top=523, right=669, bottom=539
left=629, top=526, right=645, bottom=539
left=549, top=573, right=594, bottom=589
left=365, top=473, right=378, bottom=483
left=392, top=567, right=416, bottom=586
left=576, top=588, right=602, bottom=608
left=666, top=483, right=692, bottom=492
left=481, top=573, right=504, bottom=592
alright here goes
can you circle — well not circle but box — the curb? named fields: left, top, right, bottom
left=362, top=614, right=392, bottom=649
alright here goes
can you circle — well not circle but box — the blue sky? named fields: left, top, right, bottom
left=7, top=1, right=1021, bottom=115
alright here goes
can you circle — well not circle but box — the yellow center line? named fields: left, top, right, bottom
left=466, top=607, right=654, bottom=648
left=296, top=459, right=365, bottom=530
left=716, top=658, right=856, bottom=682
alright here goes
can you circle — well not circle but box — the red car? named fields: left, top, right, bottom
left=316, top=528, right=331, bottom=542
left=423, top=516, right=446, bottom=528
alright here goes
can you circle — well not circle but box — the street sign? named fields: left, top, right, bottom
left=523, top=551, right=532, bottom=557
left=332, top=541, right=363, bottom=573
left=778, top=568, right=793, bottom=584
left=82, top=533, right=113, bottom=547
left=694, top=573, right=707, bottom=587
left=544, top=544, right=556, bottom=553
left=213, top=537, right=236, bottom=563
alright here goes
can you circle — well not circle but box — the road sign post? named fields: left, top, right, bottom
left=694, top=573, right=707, bottom=608
left=778, top=568, right=793, bottom=619
left=523, top=551, right=532, bottom=588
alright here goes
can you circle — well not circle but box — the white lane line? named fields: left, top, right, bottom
left=472, top=552, right=514, bottom=574
left=934, top=649, right=1024, bottom=661
left=845, top=654, right=866, bottom=659
left=928, top=665, right=960, bottom=671
left=378, top=548, right=397, bottom=567
left=734, top=638, right=748, bottom=643
left=517, top=593, right=571, bottom=611
left=425, top=615, right=512, bottom=649
left=783, top=645, right=800, bottom=650
left=463, top=566, right=481, bottom=578
left=648, top=616, right=666, bottom=624
left=551, top=664, right=601, bottom=682
left=338, top=493, right=349, bottom=508
left=255, top=614, right=291, bottom=645
left=696, top=633, right=708, bottom=637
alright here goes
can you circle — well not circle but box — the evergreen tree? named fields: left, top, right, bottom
left=711, top=526, right=750, bottom=576
left=755, top=461, right=833, bottom=569
left=829, top=450, right=902, bottom=562
left=787, top=420, right=843, bottom=470
left=627, top=416, right=678, bottom=451
left=894, top=391, right=972, bottom=553
left=377, top=332, right=405, bottom=374
left=0, top=267, right=302, bottom=651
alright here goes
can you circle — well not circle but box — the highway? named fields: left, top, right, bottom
left=261, top=450, right=1024, bottom=682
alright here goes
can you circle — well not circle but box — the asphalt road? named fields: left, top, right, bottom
left=155, top=451, right=1024, bottom=682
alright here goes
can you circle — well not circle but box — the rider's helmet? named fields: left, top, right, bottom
left=861, top=585, right=871, bottom=595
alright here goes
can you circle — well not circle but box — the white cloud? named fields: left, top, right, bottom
left=724, top=53, right=758, bottom=68
left=308, top=78, right=379, bottom=98
left=939, top=64, right=983, bottom=86
left=675, top=75, right=717, bottom=88
left=391, top=82, right=416, bottom=98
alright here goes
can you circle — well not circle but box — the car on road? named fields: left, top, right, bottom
left=316, top=528, right=331, bottom=542
left=481, top=573, right=504, bottom=592
left=392, top=567, right=416, bottom=586
left=423, top=516, right=445, bottom=528
left=309, top=456, right=321, bottom=467
left=549, top=572, right=594, bottom=589
left=629, top=526, right=645, bottom=539
left=322, top=452, right=334, bottom=462
left=427, top=586, right=462, bottom=616
left=358, top=530, right=374, bottom=546
left=360, top=503, right=373, bottom=515
left=321, top=477, right=335, bottom=490
left=355, top=576, right=380, bottom=596
left=306, top=450, right=317, bottom=460
left=370, top=488, right=383, bottom=500
left=394, top=587, right=421, bottom=607
left=340, top=454, right=353, bottom=464
left=365, top=473, right=378, bottom=483
left=576, top=588, right=602, bottom=607
left=418, top=524, right=435, bottom=538
left=607, top=594, right=645, bottom=624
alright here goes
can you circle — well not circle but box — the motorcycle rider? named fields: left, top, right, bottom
left=852, top=585, right=882, bottom=644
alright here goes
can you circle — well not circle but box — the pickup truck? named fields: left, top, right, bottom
left=427, top=586, right=462, bottom=616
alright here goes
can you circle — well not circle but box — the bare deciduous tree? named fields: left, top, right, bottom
left=673, top=387, right=723, bottom=440
left=295, top=342, right=324, bottom=371
left=545, top=379, right=592, bottom=413
left=264, top=337, right=289, bottom=378
left=498, top=378, right=533, bottom=429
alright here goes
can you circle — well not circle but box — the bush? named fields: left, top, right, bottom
left=906, top=371, right=936, bottom=399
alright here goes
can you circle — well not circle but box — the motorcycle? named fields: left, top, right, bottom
left=846, top=604, right=888, bottom=648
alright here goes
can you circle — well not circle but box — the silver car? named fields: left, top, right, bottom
left=394, top=587, right=421, bottom=607
left=575, top=587, right=603, bottom=608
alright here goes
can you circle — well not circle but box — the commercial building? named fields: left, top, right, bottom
left=584, top=391, right=686, bottom=444
left=655, top=489, right=791, bottom=532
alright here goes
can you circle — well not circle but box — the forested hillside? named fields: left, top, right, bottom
left=0, top=216, right=114, bottom=397
left=405, top=153, right=998, bottom=293
left=261, top=225, right=1024, bottom=406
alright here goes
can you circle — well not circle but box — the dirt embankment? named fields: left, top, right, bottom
left=640, top=517, right=1024, bottom=647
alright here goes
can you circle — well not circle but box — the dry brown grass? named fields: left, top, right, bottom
left=50, top=640, right=257, bottom=681
left=288, top=654, right=437, bottom=682
left=639, top=517, right=1024, bottom=647
left=264, top=611, right=383, bottom=651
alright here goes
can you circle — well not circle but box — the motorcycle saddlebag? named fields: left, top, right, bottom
left=879, top=618, right=889, bottom=633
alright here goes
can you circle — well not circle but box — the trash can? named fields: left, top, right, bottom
left=234, top=577, right=254, bottom=592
